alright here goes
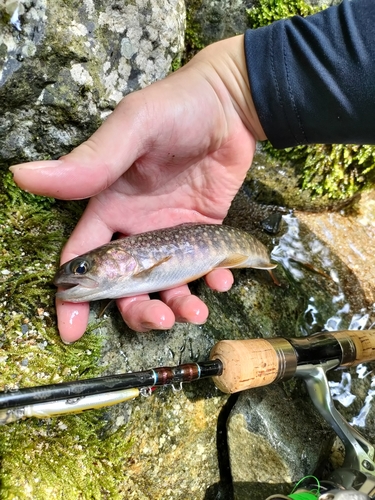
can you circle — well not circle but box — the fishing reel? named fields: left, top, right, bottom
left=266, top=359, right=375, bottom=500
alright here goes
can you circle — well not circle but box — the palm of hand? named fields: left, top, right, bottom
left=84, top=74, right=256, bottom=236
left=89, top=123, right=255, bottom=236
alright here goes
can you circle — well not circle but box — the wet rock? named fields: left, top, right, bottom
left=296, top=191, right=375, bottom=307
left=78, top=190, right=375, bottom=498
left=0, top=0, right=185, bottom=167
left=261, top=212, right=283, bottom=235
left=228, top=385, right=333, bottom=500
left=1, top=183, right=375, bottom=498
left=85, top=309, right=228, bottom=499
left=3, top=184, right=375, bottom=498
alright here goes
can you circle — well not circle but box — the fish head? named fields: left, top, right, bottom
left=54, top=246, right=138, bottom=302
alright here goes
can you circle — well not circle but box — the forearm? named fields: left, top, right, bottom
left=244, top=0, right=375, bottom=148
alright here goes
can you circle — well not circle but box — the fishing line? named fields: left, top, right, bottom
left=266, top=491, right=319, bottom=500
left=288, top=493, right=319, bottom=500
left=288, top=475, right=320, bottom=500
left=266, top=476, right=321, bottom=500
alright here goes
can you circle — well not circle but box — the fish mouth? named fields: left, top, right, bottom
left=54, top=275, right=100, bottom=302
left=56, top=283, right=100, bottom=302
left=54, top=273, right=98, bottom=288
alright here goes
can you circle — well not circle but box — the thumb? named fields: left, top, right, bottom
left=9, top=96, right=146, bottom=200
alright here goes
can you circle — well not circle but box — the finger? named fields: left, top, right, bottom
left=56, top=299, right=90, bottom=344
left=116, top=295, right=176, bottom=332
left=60, top=199, right=114, bottom=262
left=9, top=97, right=145, bottom=199
left=160, top=286, right=209, bottom=324
left=204, top=268, right=234, bottom=291
left=56, top=202, right=114, bottom=343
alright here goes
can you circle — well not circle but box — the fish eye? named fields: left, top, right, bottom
left=71, top=260, right=90, bottom=275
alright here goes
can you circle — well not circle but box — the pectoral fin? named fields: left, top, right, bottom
left=133, top=255, right=172, bottom=278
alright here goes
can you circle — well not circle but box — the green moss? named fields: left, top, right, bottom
left=171, top=55, right=182, bottom=72
left=0, top=413, right=134, bottom=499
left=1, top=170, right=55, bottom=210
left=0, top=10, right=11, bottom=25
left=0, top=170, right=105, bottom=381
left=185, top=10, right=205, bottom=53
left=183, top=1, right=206, bottom=63
left=247, top=0, right=375, bottom=199
left=247, top=0, right=321, bottom=27
left=263, top=142, right=375, bottom=200
left=1, top=173, right=63, bottom=319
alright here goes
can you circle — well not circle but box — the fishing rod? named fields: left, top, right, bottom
left=2, top=329, right=375, bottom=499
left=0, top=329, right=374, bottom=422
left=0, top=360, right=222, bottom=422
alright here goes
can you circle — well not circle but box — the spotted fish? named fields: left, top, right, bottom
left=54, top=223, right=277, bottom=302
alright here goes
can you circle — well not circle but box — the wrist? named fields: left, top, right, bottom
left=190, top=35, right=267, bottom=141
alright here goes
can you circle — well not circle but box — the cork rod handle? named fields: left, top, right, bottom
left=210, top=330, right=375, bottom=394
left=333, top=329, right=375, bottom=366
left=210, top=339, right=283, bottom=394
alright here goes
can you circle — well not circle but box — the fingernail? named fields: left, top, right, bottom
left=61, top=338, right=74, bottom=345
left=175, top=316, right=189, bottom=323
left=140, top=322, right=155, bottom=331
left=9, top=160, right=63, bottom=172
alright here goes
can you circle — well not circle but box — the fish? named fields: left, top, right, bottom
left=54, top=223, right=277, bottom=302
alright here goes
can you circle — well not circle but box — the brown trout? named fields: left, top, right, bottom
left=54, top=224, right=276, bottom=302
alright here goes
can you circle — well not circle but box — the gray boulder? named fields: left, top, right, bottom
left=228, top=385, right=332, bottom=500
left=0, top=0, right=185, bottom=166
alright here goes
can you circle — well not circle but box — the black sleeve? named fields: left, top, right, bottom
left=244, top=0, right=375, bottom=148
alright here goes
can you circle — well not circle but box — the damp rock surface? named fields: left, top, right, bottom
left=228, top=386, right=333, bottom=500
left=0, top=0, right=185, bottom=166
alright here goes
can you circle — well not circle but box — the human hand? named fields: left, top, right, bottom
left=10, top=35, right=266, bottom=343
